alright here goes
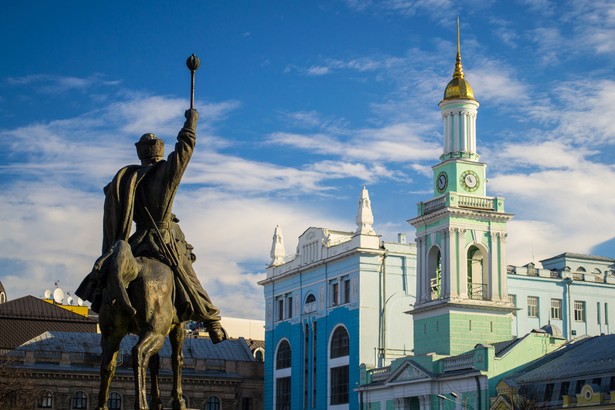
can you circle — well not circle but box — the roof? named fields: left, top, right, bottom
left=0, top=296, right=98, bottom=350
left=16, top=331, right=256, bottom=362
left=514, top=335, right=615, bottom=383
left=540, top=252, right=615, bottom=264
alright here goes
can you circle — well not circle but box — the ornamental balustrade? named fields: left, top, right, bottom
left=442, top=353, right=474, bottom=371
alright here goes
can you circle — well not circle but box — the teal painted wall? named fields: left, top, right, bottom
left=415, top=311, right=512, bottom=356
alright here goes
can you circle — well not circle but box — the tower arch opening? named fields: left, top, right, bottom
left=427, top=246, right=442, bottom=300
left=467, top=245, right=488, bottom=300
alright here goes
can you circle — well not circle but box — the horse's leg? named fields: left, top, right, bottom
left=97, top=331, right=123, bottom=410
left=132, top=332, right=165, bottom=410
left=170, top=322, right=186, bottom=410
left=148, top=353, right=162, bottom=410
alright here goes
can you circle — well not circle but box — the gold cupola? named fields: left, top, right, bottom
left=443, top=18, right=475, bottom=101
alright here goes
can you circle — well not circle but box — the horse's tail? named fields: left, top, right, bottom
left=104, top=240, right=139, bottom=316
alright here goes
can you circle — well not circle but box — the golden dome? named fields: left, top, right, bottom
left=442, top=18, right=475, bottom=101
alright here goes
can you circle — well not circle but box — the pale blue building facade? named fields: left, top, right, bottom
left=259, top=188, right=417, bottom=410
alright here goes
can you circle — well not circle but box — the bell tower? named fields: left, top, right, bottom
left=409, top=19, right=515, bottom=356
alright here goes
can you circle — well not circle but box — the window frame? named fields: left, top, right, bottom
left=527, top=296, right=539, bottom=318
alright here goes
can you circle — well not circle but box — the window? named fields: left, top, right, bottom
left=287, top=294, right=293, bottom=318
left=329, top=326, right=350, bottom=405
left=330, top=281, right=339, bottom=306
left=206, top=396, right=221, bottom=410
left=330, top=365, right=349, bottom=405
left=606, top=303, right=609, bottom=325
left=277, top=298, right=284, bottom=321
left=72, top=391, right=87, bottom=409
left=276, top=377, right=291, bottom=410
left=304, top=293, right=317, bottom=314
left=107, top=392, right=121, bottom=410
left=574, top=301, right=586, bottom=322
left=276, top=340, right=291, bottom=369
left=561, top=381, right=570, bottom=397
left=275, top=340, right=291, bottom=410
left=342, top=276, right=351, bottom=304
left=242, top=397, right=253, bottom=410
left=0, top=291, right=5, bottom=303
left=551, top=299, right=562, bottom=320
left=544, top=383, right=554, bottom=402
left=598, top=302, right=601, bottom=325
left=330, top=327, right=349, bottom=358
left=527, top=296, right=539, bottom=318
left=38, top=391, right=53, bottom=409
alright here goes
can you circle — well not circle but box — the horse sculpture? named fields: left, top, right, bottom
left=95, top=240, right=187, bottom=410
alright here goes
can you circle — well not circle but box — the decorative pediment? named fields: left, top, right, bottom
left=389, top=361, right=431, bottom=383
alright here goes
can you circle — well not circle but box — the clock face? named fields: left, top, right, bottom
left=460, top=170, right=480, bottom=192
left=436, top=172, right=448, bottom=192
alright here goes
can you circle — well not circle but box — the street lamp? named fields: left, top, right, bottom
left=436, top=392, right=474, bottom=410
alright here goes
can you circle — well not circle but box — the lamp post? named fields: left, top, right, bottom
left=436, top=392, right=474, bottom=410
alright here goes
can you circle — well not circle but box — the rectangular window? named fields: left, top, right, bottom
left=551, top=299, right=562, bottom=320
left=509, top=294, right=517, bottom=316
left=606, top=303, right=609, bottom=325
left=276, top=377, right=291, bottom=410
left=574, top=301, right=586, bottom=322
left=287, top=294, right=293, bottom=319
left=598, top=302, right=601, bottom=325
left=330, top=281, right=339, bottom=306
left=561, top=381, right=570, bottom=397
left=242, top=398, right=253, bottom=410
left=527, top=296, right=539, bottom=318
left=330, top=365, right=349, bottom=405
left=342, top=276, right=351, bottom=304
left=544, top=383, right=554, bottom=402
left=277, top=298, right=284, bottom=322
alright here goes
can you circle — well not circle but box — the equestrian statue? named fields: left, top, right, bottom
left=76, top=54, right=226, bottom=410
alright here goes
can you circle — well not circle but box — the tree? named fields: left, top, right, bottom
left=0, top=354, right=37, bottom=410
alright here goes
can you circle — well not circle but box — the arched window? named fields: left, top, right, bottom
left=254, top=348, right=264, bottom=362
left=330, top=327, right=349, bottom=358
left=276, top=340, right=291, bottom=369
left=37, top=390, right=53, bottom=408
left=275, top=340, right=291, bottom=410
left=205, top=396, right=220, bottom=410
left=329, top=326, right=349, bottom=405
left=0, top=291, right=6, bottom=304
left=72, top=391, right=87, bottom=409
left=107, top=392, right=121, bottom=410
left=577, top=266, right=586, bottom=272
left=304, top=293, right=317, bottom=313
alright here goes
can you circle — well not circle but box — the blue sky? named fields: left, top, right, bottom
left=1, top=0, right=615, bottom=319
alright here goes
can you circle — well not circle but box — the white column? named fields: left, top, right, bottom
left=488, top=232, right=498, bottom=301
left=448, top=227, right=458, bottom=297
left=499, top=233, right=509, bottom=299
left=458, top=228, right=468, bottom=298
left=442, top=229, right=450, bottom=299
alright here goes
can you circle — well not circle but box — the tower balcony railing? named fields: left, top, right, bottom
left=467, top=283, right=488, bottom=300
left=417, top=192, right=505, bottom=216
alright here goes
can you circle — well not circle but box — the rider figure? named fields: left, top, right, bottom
left=77, top=109, right=227, bottom=343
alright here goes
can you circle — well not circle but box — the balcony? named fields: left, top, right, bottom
left=417, top=192, right=504, bottom=217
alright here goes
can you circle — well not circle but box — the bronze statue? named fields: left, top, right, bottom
left=76, top=55, right=226, bottom=410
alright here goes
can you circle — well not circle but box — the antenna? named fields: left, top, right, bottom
left=44, top=289, right=51, bottom=299
left=53, top=288, right=64, bottom=304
